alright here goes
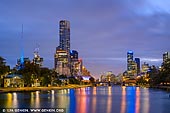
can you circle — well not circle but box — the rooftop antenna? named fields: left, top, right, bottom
left=34, top=43, right=40, bottom=58
left=20, top=24, right=24, bottom=65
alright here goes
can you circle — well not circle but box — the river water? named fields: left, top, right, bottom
left=0, top=86, right=170, bottom=113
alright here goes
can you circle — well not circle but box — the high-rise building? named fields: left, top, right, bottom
left=142, top=62, right=149, bottom=73
left=163, top=52, right=170, bottom=64
left=33, top=47, right=43, bottom=66
left=135, top=58, right=140, bottom=75
left=59, top=20, right=70, bottom=53
left=127, top=50, right=133, bottom=71
left=16, top=58, right=30, bottom=70
left=54, top=46, right=70, bottom=75
left=70, top=50, right=79, bottom=75
left=70, top=50, right=78, bottom=61
left=126, top=50, right=138, bottom=79
left=54, top=20, right=71, bottom=75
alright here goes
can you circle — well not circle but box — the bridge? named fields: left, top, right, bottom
left=93, top=81, right=114, bottom=86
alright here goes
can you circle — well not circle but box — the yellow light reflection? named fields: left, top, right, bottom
left=107, top=86, right=112, bottom=113
left=6, top=93, right=12, bottom=108
left=51, top=90, right=55, bottom=107
left=35, top=91, right=40, bottom=108
left=30, top=92, right=34, bottom=107
left=120, top=86, right=126, bottom=113
left=58, top=89, right=70, bottom=108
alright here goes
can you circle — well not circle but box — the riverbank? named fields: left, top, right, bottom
left=151, top=85, right=170, bottom=91
left=0, top=84, right=92, bottom=93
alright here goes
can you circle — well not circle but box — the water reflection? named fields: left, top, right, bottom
left=107, top=86, right=112, bottom=113
left=92, top=87, right=97, bottom=113
left=69, top=89, right=76, bottom=113
left=120, top=86, right=141, bottom=113
left=6, top=93, right=12, bottom=108
left=51, top=90, right=55, bottom=107
left=135, top=87, right=140, bottom=113
left=58, top=89, right=70, bottom=108
left=35, top=91, right=40, bottom=108
left=1, top=86, right=169, bottom=113
left=12, top=92, right=18, bottom=108
left=121, top=86, right=126, bottom=113
left=76, top=88, right=87, bottom=113
left=142, top=88, right=149, bottom=113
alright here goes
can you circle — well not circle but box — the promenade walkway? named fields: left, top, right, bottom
left=0, top=84, right=91, bottom=93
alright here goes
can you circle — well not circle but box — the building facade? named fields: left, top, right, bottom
left=54, top=47, right=70, bottom=75
left=135, top=58, right=140, bottom=75
left=127, top=51, right=137, bottom=78
left=4, top=74, right=24, bottom=87
left=70, top=50, right=79, bottom=75
left=163, top=52, right=170, bottom=64
left=59, top=20, right=70, bottom=53
left=55, top=20, right=71, bottom=75
left=127, top=50, right=133, bottom=71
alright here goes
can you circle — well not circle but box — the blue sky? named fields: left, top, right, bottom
left=0, top=0, right=170, bottom=78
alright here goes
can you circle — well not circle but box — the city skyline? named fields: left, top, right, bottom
left=1, top=0, right=170, bottom=77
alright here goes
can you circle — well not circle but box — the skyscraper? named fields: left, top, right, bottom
left=54, top=20, right=71, bottom=75
left=127, top=50, right=137, bottom=78
left=127, top=50, right=133, bottom=71
left=59, top=20, right=70, bottom=53
left=70, top=50, right=79, bottom=75
left=135, top=58, right=140, bottom=75
left=54, top=46, right=70, bottom=75
left=163, top=52, right=170, bottom=64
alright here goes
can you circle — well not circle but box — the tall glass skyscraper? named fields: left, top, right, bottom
left=163, top=52, right=170, bottom=64
left=127, top=50, right=133, bottom=71
left=135, top=58, right=140, bottom=75
left=59, top=20, right=70, bottom=53
left=54, top=20, right=71, bottom=76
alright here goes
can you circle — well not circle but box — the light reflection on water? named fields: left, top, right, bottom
left=0, top=86, right=170, bottom=113
left=107, top=86, right=112, bottom=113
left=12, top=92, right=18, bottom=108
left=121, top=86, right=126, bottom=113
left=135, top=87, right=140, bottom=113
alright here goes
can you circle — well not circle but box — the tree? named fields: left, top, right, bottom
left=89, top=76, right=95, bottom=83
left=69, top=76, right=80, bottom=84
left=0, top=56, right=10, bottom=75
left=148, top=65, right=160, bottom=86
left=159, top=58, right=170, bottom=85
left=17, top=62, right=40, bottom=86
left=40, top=68, right=51, bottom=86
left=0, top=56, right=10, bottom=87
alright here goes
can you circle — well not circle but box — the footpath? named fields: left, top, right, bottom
left=0, top=84, right=91, bottom=93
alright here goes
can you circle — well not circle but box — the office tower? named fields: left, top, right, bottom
left=127, top=50, right=133, bottom=71
left=135, top=58, right=140, bottom=75
left=59, top=20, right=70, bottom=53
left=54, top=46, right=70, bottom=75
left=142, top=62, right=149, bottom=73
left=70, top=50, right=79, bottom=75
left=163, top=52, right=170, bottom=64
left=16, top=58, right=30, bottom=70
left=33, top=47, right=43, bottom=67
left=127, top=50, right=137, bottom=79
left=70, top=50, right=78, bottom=60
left=54, top=20, right=71, bottom=75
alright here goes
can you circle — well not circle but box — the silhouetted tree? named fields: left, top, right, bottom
left=0, top=56, right=10, bottom=87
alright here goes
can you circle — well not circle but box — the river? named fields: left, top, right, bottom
left=0, top=86, right=170, bottom=113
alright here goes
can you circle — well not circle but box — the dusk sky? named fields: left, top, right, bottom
left=1, top=0, right=170, bottom=78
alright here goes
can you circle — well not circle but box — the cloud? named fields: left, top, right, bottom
left=0, top=0, right=170, bottom=77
